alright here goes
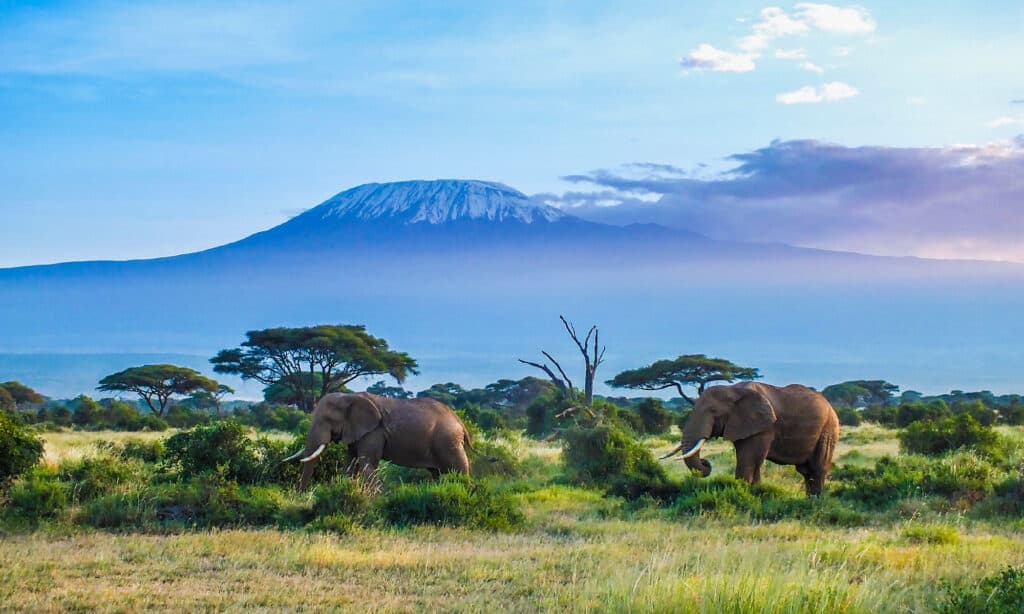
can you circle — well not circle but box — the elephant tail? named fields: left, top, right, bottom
left=462, top=427, right=498, bottom=462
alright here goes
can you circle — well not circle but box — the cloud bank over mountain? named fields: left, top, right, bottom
left=547, top=138, right=1024, bottom=262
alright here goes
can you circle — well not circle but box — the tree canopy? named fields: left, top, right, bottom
left=0, top=381, right=45, bottom=409
left=822, top=380, right=899, bottom=408
left=211, top=324, right=418, bottom=413
left=97, top=364, right=221, bottom=417
left=606, top=354, right=761, bottom=405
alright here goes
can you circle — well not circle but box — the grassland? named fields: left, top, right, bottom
left=2, top=426, right=1022, bottom=613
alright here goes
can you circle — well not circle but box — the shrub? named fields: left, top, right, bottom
left=5, top=469, right=67, bottom=520
left=836, top=406, right=862, bottom=427
left=860, top=404, right=898, bottom=427
left=939, top=566, right=1024, bottom=614
left=58, top=454, right=139, bottom=502
left=118, top=439, right=166, bottom=463
left=670, top=476, right=762, bottom=519
left=312, top=476, right=372, bottom=518
left=832, top=456, right=924, bottom=508
left=376, top=474, right=523, bottom=530
left=138, top=413, right=170, bottom=431
left=469, top=439, right=522, bottom=479
left=896, top=400, right=951, bottom=428
left=900, top=414, right=1005, bottom=460
left=163, top=420, right=260, bottom=483
left=977, top=475, right=1024, bottom=516
left=80, top=478, right=292, bottom=530
left=635, top=398, right=674, bottom=435
left=562, top=424, right=666, bottom=485
left=0, top=410, right=44, bottom=495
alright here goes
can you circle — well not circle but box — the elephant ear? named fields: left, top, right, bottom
left=340, top=394, right=383, bottom=444
left=723, top=386, right=777, bottom=442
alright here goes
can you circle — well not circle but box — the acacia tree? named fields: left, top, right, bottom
left=0, top=381, right=45, bottom=409
left=185, top=384, right=236, bottom=416
left=97, top=365, right=221, bottom=417
left=211, top=324, right=418, bottom=413
left=607, top=354, right=760, bottom=405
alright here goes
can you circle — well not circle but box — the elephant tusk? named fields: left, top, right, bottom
left=281, top=448, right=305, bottom=462
left=299, top=444, right=327, bottom=463
left=658, top=442, right=685, bottom=460
left=678, top=439, right=706, bottom=460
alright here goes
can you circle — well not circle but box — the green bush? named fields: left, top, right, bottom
left=939, top=565, right=1024, bottom=613
left=312, top=476, right=372, bottom=518
left=119, top=439, right=166, bottom=463
left=832, top=452, right=1001, bottom=510
left=861, top=404, right=898, bottom=427
left=670, top=476, right=763, bottom=519
left=5, top=469, right=67, bottom=520
left=0, top=410, right=44, bottom=493
left=896, top=400, right=951, bottom=428
left=562, top=424, right=666, bottom=484
left=977, top=475, right=1024, bottom=516
left=80, top=478, right=293, bottom=530
left=376, top=474, right=523, bottom=530
left=469, top=438, right=523, bottom=479
left=635, top=399, right=674, bottom=435
left=163, top=420, right=260, bottom=483
left=836, top=406, right=862, bottom=427
left=900, top=414, right=1005, bottom=460
left=58, top=454, right=139, bottom=502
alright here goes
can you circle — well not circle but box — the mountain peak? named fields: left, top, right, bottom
left=304, top=179, right=568, bottom=225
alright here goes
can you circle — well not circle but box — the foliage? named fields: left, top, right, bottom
left=0, top=410, right=44, bottom=493
left=860, top=404, right=898, bottom=427
left=97, top=365, right=221, bottom=417
left=58, top=454, right=139, bottom=502
left=832, top=452, right=1001, bottom=509
left=897, top=400, right=951, bottom=427
left=4, top=469, right=67, bottom=520
left=902, top=523, right=960, bottom=545
left=607, top=354, right=760, bottom=404
left=375, top=474, right=523, bottom=531
left=835, top=406, right=862, bottom=426
left=525, top=390, right=562, bottom=436
left=211, top=324, right=418, bottom=413
left=165, top=404, right=211, bottom=428
left=232, top=402, right=309, bottom=432
left=634, top=398, right=673, bottom=435
left=366, top=380, right=412, bottom=398
left=311, top=476, right=372, bottom=518
left=822, top=380, right=898, bottom=408
left=163, top=420, right=262, bottom=483
left=899, top=414, right=1005, bottom=460
left=0, top=381, right=45, bottom=408
left=939, top=566, right=1024, bottom=614
left=561, top=424, right=670, bottom=500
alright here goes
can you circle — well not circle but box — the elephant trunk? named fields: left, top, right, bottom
left=296, top=430, right=330, bottom=491
left=679, top=411, right=714, bottom=477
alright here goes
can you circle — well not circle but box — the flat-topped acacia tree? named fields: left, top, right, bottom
left=607, top=354, right=760, bottom=405
left=211, top=324, right=418, bottom=413
left=97, top=364, right=222, bottom=417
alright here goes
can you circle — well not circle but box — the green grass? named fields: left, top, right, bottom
left=0, top=424, right=1022, bottom=612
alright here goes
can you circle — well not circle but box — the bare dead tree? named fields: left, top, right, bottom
left=518, top=315, right=606, bottom=421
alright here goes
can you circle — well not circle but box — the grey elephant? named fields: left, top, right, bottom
left=283, top=392, right=474, bottom=489
left=661, top=382, right=839, bottom=496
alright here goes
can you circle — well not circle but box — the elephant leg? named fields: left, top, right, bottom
left=354, top=431, right=385, bottom=480
left=445, top=445, right=471, bottom=476
left=428, top=468, right=441, bottom=481
left=733, top=432, right=772, bottom=485
left=795, top=463, right=816, bottom=495
left=802, top=432, right=836, bottom=497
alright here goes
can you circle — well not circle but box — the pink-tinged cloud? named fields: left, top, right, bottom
left=550, top=138, right=1024, bottom=262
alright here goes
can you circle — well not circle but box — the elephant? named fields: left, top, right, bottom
left=661, top=382, right=839, bottom=496
left=283, top=392, right=474, bottom=490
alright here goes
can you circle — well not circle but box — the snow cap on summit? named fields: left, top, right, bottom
left=311, top=179, right=566, bottom=225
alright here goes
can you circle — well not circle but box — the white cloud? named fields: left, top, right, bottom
left=800, top=61, right=825, bottom=73
left=832, top=46, right=853, bottom=56
left=776, top=81, right=858, bottom=104
left=680, top=44, right=757, bottom=72
left=738, top=7, right=809, bottom=51
left=774, top=48, right=808, bottom=59
left=794, top=3, right=877, bottom=34
left=907, top=96, right=927, bottom=106
left=988, top=116, right=1024, bottom=128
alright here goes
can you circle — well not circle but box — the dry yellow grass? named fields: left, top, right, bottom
left=3, top=424, right=1020, bottom=612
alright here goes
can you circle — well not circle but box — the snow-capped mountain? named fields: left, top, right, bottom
left=3, top=178, right=1024, bottom=398
left=306, top=179, right=566, bottom=225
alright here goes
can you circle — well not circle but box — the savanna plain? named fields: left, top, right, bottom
left=3, top=420, right=1024, bottom=613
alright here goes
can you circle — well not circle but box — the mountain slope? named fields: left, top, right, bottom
left=2, top=179, right=1024, bottom=396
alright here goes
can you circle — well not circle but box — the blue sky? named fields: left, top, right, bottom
left=2, top=1, right=1022, bottom=266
